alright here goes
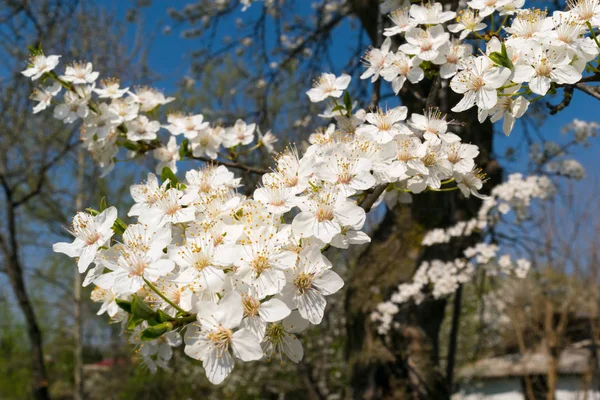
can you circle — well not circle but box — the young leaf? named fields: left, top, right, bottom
left=179, top=139, right=190, bottom=159
left=141, top=322, right=173, bottom=341
left=100, top=197, right=107, bottom=212
left=112, top=217, right=127, bottom=235
left=131, top=296, right=156, bottom=321
left=115, top=298, right=132, bottom=314
left=161, top=166, right=179, bottom=187
left=343, top=90, right=352, bottom=111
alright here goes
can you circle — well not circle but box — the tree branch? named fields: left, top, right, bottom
left=574, top=83, right=600, bottom=101
left=359, top=184, right=388, bottom=212
left=190, top=155, right=269, bottom=175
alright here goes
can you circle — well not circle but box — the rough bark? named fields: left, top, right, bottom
left=0, top=180, right=51, bottom=400
left=343, top=1, right=500, bottom=393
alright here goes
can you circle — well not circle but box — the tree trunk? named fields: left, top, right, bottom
left=343, top=1, right=500, bottom=398
left=1, top=197, right=51, bottom=400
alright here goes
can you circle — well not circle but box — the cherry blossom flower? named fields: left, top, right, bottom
left=356, top=106, right=409, bottom=144
left=62, top=61, right=99, bottom=84
left=280, top=247, right=344, bottom=324
left=448, top=9, right=487, bottom=39
left=399, top=25, right=450, bottom=61
left=306, top=73, right=351, bottom=102
left=94, top=78, right=129, bottom=99
left=153, top=136, right=180, bottom=174
left=94, top=224, right=174, bottom=294
left=165, top=113, right=209, bottom=139
left=138, top=187, right=196, bottom=227
left=361, top=38, right=394, bottom=82
left=468, top=0, right=512, bottom=17
left=380, top=51, right=424, bottom=94
left=21, top=54, right=60, bottom=80
left=126, top=115, right=161, bottom=142
left=433, top=40, right=473, bottom=79
left=222, top=119, right=256, bottom=147
left=53, top=207, right=118, bottom=273
left=239, top=289, right=291, bottom=341
left=478, top=86, right=530, bottom=135
left=408, top=109, right=461, bottom=144
left=261, top=311, right=309, bottom=363
left=384, top=9, right=416, bottom=37
left=450, top=56, right=511, bottom=112
left=184, top=292, right=263, bottom=384
left=130, top=86, right=174, bottom=112
left=409, top=2, right=456, bottom=25
left=191, top=126, right=223, bottom=159
left=512, top=43, right=581, bottom=95
left=292, top=187, right=366, bottom=243
left=31, top=82, right=61, bottom=114
left=454, top=169, right=486, bottom=198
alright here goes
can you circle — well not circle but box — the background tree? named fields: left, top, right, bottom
left=0, top=1, right=150, bottom=398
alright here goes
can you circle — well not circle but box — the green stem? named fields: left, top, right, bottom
left=332, top=98, right=348, bottom=117
left=391, top=185, right=411, bottom=192
left=588, top=22, right=600, bottom=48
left=427, top=187, right=460, bottom=192
left=498, top=91, right=526, bottom=97
left=495, top=15, right=509, bottom=35
left=143, top=277, right=187, bottom=315
left=171, top=314, right=197, bottom=327
left=498, top=82, right=518, bottom=91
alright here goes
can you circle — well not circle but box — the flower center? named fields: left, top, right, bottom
left=420, top=41, right=433, bottom=52
left=536, top=60, right=552, bottom=77
left=294, top=272, right=315, bottom=294
left=468, top=76, right=486, bottom=91
left=316, top=206, right=334, bottom=222
left=242, top=296, right=261, bottom=317
left=208, top=326, right=232, bottom=350
left=251, top=255, right=271, bottom=275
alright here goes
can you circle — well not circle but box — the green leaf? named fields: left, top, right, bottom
left=331, top=105, right=345, bottom=112
left=343, top=90, right=352, bottom=111
left=122, top=140, right=139, bottom=151
left=501, top=43, right=514, bottom=69
left=126, top=316, right=144, bottom=331
left=233, top=208, right=243, bottom=220
left=156, top=310, right=170, bottom=323
left=161, top=166, right=179, bottom=188
left=131, top=296, right=156, bottom=321
left=141, top=322, right=174, bottom=341
left=85, top=207, right=100, bottom=216
left=179, top=139, right=190, bottom=159
left=115, top=298, right=132, bottom=314
left=112, top=217, right=127, bottom=235
left=488, top=52, right=505, bottom=66
left=100, top=197, right=107, bottom=212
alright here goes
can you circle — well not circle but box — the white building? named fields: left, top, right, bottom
left=454, top=343, right=600, bottom=400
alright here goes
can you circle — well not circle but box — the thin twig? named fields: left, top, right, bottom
left=190, top=155, right=269, bottom=175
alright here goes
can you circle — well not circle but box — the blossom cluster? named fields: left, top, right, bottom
left=23, top=53, right=277, bottom=177
left=529, top=119, right=599, bottom=179
left=30, top=52, right=494, bottom=382
left=22, top=0, right=600, bottom=384
left=370, top=173, right=555, bottom=334
left=349, top=0, right=600, bottom=136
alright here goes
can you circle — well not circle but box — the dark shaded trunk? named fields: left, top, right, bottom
left=1, top=196, right=51, bottom=400
left=343, top=2, right=501, bottom=393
